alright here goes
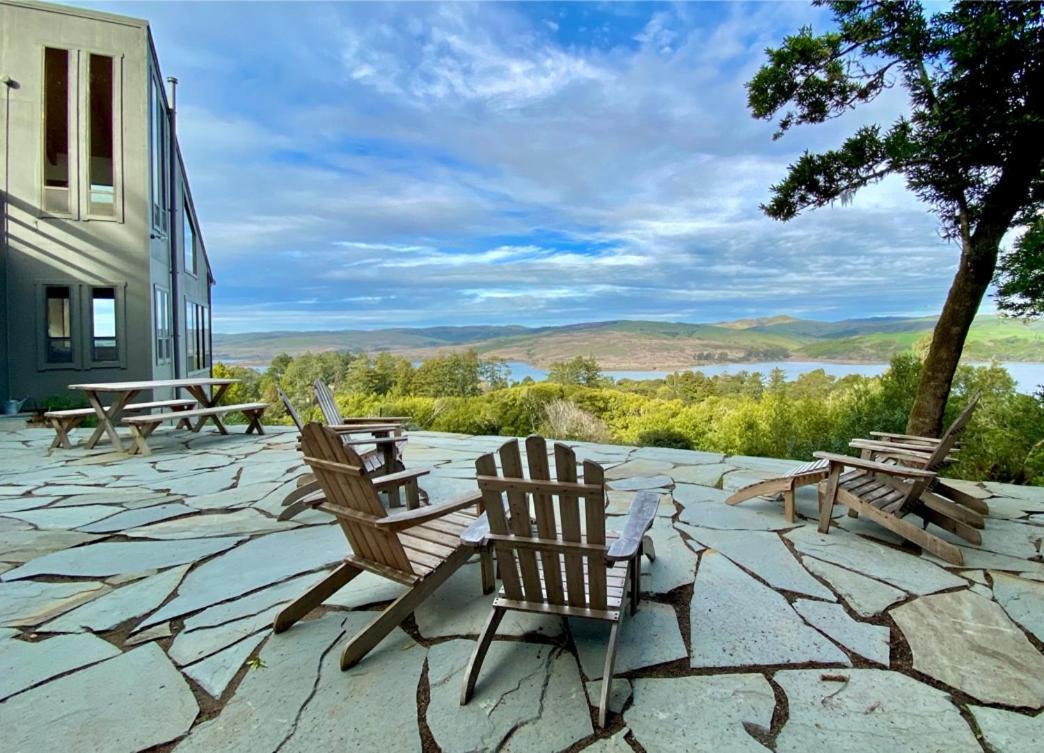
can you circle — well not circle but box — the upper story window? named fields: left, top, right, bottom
left=42, top=48, right=71, bottom=215
left=151, top=79, right=169, bottom=233
left=87, top=54, right=115, bottom=217
left=45, top=285, right=73, bottom=364
left=183, top=199, right=196, bottom=275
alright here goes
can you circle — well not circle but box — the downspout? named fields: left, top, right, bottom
left=167, top=76, right=180, bottom=379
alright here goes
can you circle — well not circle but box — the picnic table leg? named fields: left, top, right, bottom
left=127, top=424, right=153, bottom=456
left=185, top=384, right=230, bottom=434
left=84, top=389, right=138, bottom=451
left=49, top=417, right=78, bottom=450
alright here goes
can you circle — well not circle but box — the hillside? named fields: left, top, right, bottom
left=213, top=315, right=1044, bottom=370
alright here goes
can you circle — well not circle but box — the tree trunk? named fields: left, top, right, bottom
left=907, top=238, right=1000, bottom=436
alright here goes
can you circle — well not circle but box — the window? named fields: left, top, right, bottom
left=154, top=286, right=172, bottom=364
left=151, top=79, right=169, bottom=232
left=90, top=287, right=118, bottom=362
left=45, top=285, right=73, bottom=363
left=185, top=301, right=209, bottom=371
left=183, top=201, right=196, bottom=274
left=87, top=54, right=115, bottom=216
left=43, top=48, right=71, bottom=214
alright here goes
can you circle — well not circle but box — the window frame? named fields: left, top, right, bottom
left=153, top=285, right=173, bottom=366
left=81, top=51, right=124, bottom=223
left=150, top=75, right=169, bottom=235
left=39, top=46, right=78, bottom=220
left=184, top=299, right=210, bottom=373
left=37, top=282, right=80, bottom=370
left=86, top=284, right=126, bottom=368
left=183, top=196, right=197, bottom=277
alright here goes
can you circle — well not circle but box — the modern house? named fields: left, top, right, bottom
left=0, top=0, right=213, bottom=409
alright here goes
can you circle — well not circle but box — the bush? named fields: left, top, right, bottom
left=540, top=400, right=609, bottom=442
left=637, top=428, right=693, bottom=449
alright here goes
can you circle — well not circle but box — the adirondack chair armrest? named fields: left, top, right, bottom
left=813, top=452, right=937, bottom=479
left=370, top=467, right=430, bottom=492
left=868, top=431, right=943, bottom=444
left=459, top=498, right=511, bottom=546
left=328, top=423, right=404, bottom=435
left=377, top=492, right=484, bottom=532
left=606, top=491, right=659, bottom=562
left=339, top=436, right=408, bottom=447
left=848, top=440, right=957, bottom=465
left=282, top=479, right=322, bottom=506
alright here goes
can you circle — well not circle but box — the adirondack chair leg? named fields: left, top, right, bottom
left=817, top=467, right=842, bottom=534
left=783, top=487, right=796, bottom=523
left=916, top=505, right=982, bottom=546
left=598, top=622, right=622, bottom=728
left=342, top=547, right=470, bottom=671
left=480, top=547, right=495, bottom=594
left=840, top=492, right=964, bottom=565
left=460, top=605, right=507, bottom=705
left=641, top=534, right=656, bottom=563
left=406, top=479, right=421, bottom=510
left=934, top=481, right=990, bottom=515
left=273, top=562, right=362, bottom=632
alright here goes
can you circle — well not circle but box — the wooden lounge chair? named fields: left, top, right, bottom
left=459, top=435, right=659, bottom=728
left=273, top=422, right=493, bottom=669
left=313, top=379, right=411, bottom=467
left=278, top=384, right=405, bottom=476
left=815, top=397, right=985, bottom=565
left=724, top=394, right=982, bottom=522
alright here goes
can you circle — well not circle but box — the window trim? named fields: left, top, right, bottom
left=81, top=51, right=124, bottom=223
left=184, top=299, right=210, bottom=373
left=150, top=74, right=170, bottom=236
left=183, top=196, right=198, bottom=277
left=86, top=283, right=126, bottom=369
left=154, top=284, right=173, bottom=366
left=36, top=282, right=81, bottom=370
left=39, top=46, right=78, bottom=220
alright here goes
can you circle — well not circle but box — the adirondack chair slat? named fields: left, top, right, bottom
left=526, top=435, right=565, bottom=605
left=554, top=443, right=587, bottom=608
left=477, top=452, right=525, bottom=602
left=583, top=459, right=608, bottom=612
left=461, top=441, right=658, bottom=728
left=275, top=422, right=491, bottom=671
left=499, top=440, right=544, bottom=603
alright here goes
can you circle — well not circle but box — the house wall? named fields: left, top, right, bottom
left=0, top=1, right=213, bottom=407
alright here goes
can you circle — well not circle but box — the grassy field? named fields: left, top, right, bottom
left=214, top=314, right=1044, bottom=369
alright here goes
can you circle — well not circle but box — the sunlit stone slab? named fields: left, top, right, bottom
left=0, top=580, right=109, bottom=626
left=144, top=524, right=345, bottom=626
left=78, top=502, right=195, bottom=533
left=572, top=602, right=687, bottom=678
left=43, top=565, right=189, bottom=633
left=427, top=639, right=593, bottom=753
left=3, top=536, right=242, bottom=580
left=0, top=632, right=120, bottom=700
left=689, top=552, right=848, bottom=668
left=990, top=571, right=1044, bottom=641
left=1, top=644, right=198, bottom=753
left=800, top=557, right=907, bottom=617
left=969, top=705, right=1044, bottom=753
left=891, top=590, right=1044, bottom=708
left=775, top=669, right=980, bottom=753
left=792, top=599, right=889, bottom=665
left=626, top=674, right=775, bottom=753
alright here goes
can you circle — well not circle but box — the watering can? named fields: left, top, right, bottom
left=2, top=398, right=27, bottom=415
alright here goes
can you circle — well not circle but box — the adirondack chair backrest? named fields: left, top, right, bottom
left=922, top=392, right=980, bottom=473
left=276, top=384, right=305, bottom=432
left=895, top=393, right=980, bottom=514
left=313, top=380, right=344, bottom=426
left=475, top=435, right=612, bottom=614
left=300, top=422, right=416, bottom=576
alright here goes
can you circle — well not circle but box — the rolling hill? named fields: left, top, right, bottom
left=213, top=315, right=1044, bottom=370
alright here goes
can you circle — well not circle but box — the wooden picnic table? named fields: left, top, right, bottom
left=68, top=378, right=239, bottom=452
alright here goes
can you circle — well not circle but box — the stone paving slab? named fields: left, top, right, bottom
left=0, top=427, right=1041, bottom=752
left=774, top=670, right=981, bottom=753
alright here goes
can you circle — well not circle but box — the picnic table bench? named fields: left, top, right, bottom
left=46, top=399, right=196, bottom=450
left=122, top=402, right=268, bottom=456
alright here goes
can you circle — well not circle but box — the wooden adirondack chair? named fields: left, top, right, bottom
left=458, top=436, right=659, bottom=728
left=278, top=384, right=404, bottom=476
left=725, top=394, right=983, bottom=522
left=815, top=396, right=985, bottom=565
left=274, top=422, right=493, bottom=670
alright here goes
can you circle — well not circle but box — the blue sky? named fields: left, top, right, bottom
left=79, top=1, right=983, bottom=333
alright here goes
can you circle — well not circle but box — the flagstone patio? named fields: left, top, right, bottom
left=0, top=424, right=1041, bottom=752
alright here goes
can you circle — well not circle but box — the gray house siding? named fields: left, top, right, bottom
left=0, top=0, right=213, bottom=407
